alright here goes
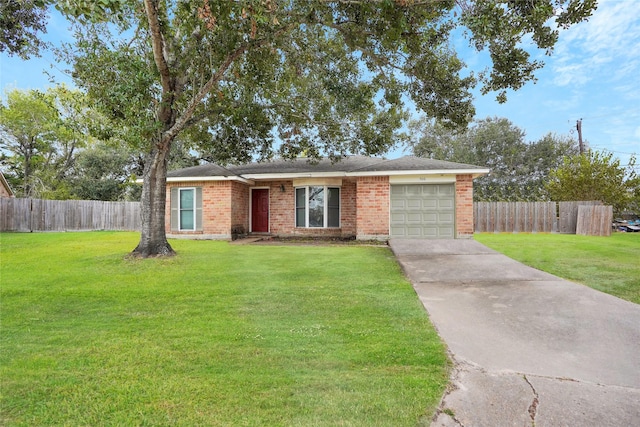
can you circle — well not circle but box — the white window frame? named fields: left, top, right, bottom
left=295, top=186, right=340, bottom=228
left=178, top=187, right=196, bottom=231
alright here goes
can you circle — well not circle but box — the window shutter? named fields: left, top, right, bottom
left=170, top=187, right=179, bottom=231
left=195, top=187, right=203, bottom=231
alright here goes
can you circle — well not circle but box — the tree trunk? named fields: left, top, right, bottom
left=131, top=141, right=175, bottom=258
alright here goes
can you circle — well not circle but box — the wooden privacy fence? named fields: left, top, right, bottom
left=576, top=205, right=613, bottom=236
left=474, top=201, right=605, bottom=234
left=474, top=201, right=557, bottom=233
left=558, top=201, right=603, bottom=234
left=0, top=198, right=141, bottom=232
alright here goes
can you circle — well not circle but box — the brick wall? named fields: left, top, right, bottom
left=340, top=179, right=357, bottom=235
left=166, top=174, right=473, bottom=240
left=264, top=181, right=293, bottom=234
left=166, top=181, right=233, bottom=238
left=356, top=176, right=389, bottom=239
left=231, top=181, right=249, bottom=234
left=202, top=181, right=232, bottom=235
left=260, top=180, right=356, bottom=238
left=455, top=174, right=474, bottom=238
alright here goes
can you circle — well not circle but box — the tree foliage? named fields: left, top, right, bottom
left=0, top=88, right=62, bottom=197
left=52, top=0, right=596, bottom=256
left=0, top=0, right=48, bottom=58
left=459, top=0, right=597, bottom=102
left=70, top=144, right=137, bottom=201
left=546, top=151, right=638, bottom=214
left=0, top=0, right=124, bottom=58
left=0, top=86, right=143, bottom=200
left=409, top=117, right=578, bottom=201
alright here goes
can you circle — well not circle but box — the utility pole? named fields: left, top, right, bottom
left=576, top=119, right=584, bottom=154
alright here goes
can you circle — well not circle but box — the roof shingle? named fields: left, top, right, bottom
left=166, top=155, right=488, bottom=179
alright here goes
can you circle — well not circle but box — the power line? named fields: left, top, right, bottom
left=589, top=146, right=638, bottom=156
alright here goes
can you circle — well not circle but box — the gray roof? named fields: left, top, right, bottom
left=350, top=156, right=487, bottom=172
left=167, top=155, right=488, bottom=179
left=167, top=163, right=237, bottom=178
left=228, top=155, right=384, bottom=175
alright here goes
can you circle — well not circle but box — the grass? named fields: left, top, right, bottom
left=475, top=232, right=640, bottom=304
left=0, top=232, right=449, bottom=426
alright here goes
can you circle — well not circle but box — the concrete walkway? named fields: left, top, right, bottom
left=389, top=239, right=640, bottom=427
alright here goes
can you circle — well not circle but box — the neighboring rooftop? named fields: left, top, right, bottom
left=0, top=170, right=14, bottom=197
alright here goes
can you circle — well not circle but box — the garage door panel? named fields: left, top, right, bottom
left=390, top=184, right=455, bottom=239
left=423, top=212, right=437, bottom=223
left=422, top=199, right=437, bottom=209
left=391, top=199, right=407, bottom=209
left=438, top=227, right=454, bottom=238
left=439, top=213, right=454, bottom=223
left=405, top=186, right=422, bottom=196
left=437, top=185, right=454, bottom=196
left=420, top=186, right=437, bottom=196
left=407, top=199, right=422, bottom=209
left=406, top=213, right=422, bottom=223
left=439, top=199, right=454, bottom=209
left=421, top=227, right=439, bottom=238
left=406, top=226, right=424, bottom=237
left=391, top=212, right=407, bottom=222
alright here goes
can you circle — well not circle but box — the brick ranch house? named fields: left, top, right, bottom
left=165, top=155, right=489, bottom=240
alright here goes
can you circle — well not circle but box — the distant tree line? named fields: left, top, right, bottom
left=409, top=116, right=579, bottom=201
left=409, top=116, right=639, bottom=214
left=0, top=87, right=197, bottom=201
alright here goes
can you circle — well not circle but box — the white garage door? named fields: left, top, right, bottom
left=390, top=184, right=455, bottom=238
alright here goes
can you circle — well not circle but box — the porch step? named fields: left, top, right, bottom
left=229, top=237, right=265, bottom=245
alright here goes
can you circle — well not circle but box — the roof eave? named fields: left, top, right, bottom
left=167, top=176, right=255, bottom=184
left=154, top=168, right=490, bottom=184
left=346, top=168, right=491, bottom=177
left=136, top=176, right=255, bottom=185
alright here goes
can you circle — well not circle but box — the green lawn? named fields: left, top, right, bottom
left=475, top=232, right=640, bottom=304
left=0, top=232, right=448, bottom=426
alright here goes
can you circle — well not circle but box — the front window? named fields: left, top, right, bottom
left=179, top=188, right=195, bottom=230
left=295, top=186, right=340, bottom=228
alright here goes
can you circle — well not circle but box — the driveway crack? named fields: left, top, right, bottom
left=523, top=375, right=539, bottom=426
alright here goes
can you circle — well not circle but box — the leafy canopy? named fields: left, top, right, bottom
left=0, top=0, right=125, bottom=58
left=409, top=116, right=579, bottom=201
left=0, top=87, right=139, bottom=200
left=60, top=0, right=597, bottom=163
left=546, top=150, right=638, bottom=214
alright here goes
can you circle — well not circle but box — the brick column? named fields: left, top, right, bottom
left=455, top=174, right=474, bottom=238
left=356, top=176, right=389, bottom=240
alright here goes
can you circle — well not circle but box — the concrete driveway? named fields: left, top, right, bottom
left=389, top=239, right=640, bottom=427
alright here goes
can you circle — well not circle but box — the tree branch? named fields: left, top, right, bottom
left=143, top=0, right=171, bottom=95
left=162, top=45, right=247, bottom=146
left=164, top=24, right=297, bottom=145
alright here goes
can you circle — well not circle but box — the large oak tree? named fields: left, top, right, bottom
left=56, top=0, right=596, bottom=257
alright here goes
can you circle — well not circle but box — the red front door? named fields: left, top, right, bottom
left=251, top=189, right=269, bottom=233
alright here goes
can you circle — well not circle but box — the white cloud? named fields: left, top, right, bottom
left=552, top=64, right=590, bottom=86
left=551, top=0, right=640, bottom=86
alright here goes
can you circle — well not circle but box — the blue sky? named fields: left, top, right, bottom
left=1, top=0, right=638, bottom=169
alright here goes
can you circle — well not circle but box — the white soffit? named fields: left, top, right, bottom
left=165, top=176, right=255, bottom=185
left=160, top=168, right=490, bottom=184
left=292, top=177, right=343, bottom=187
left=389, top=174, right=457, bottom=184
left=349, top=169, right=490, bottom=177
